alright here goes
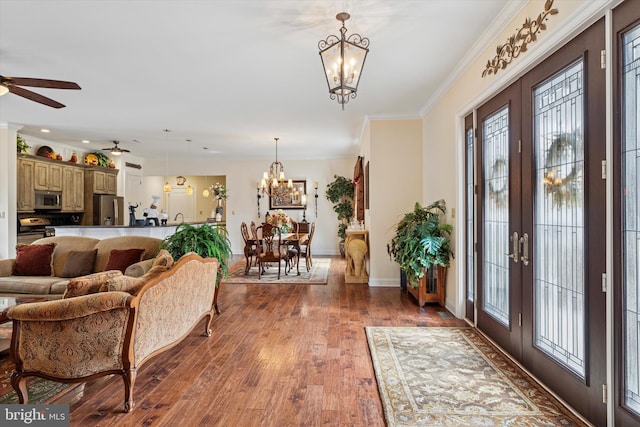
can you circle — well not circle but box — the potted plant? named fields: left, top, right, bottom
left=161, top=222, right=232, bottom=287
left=325, top=175, right=354, bottom=256
left=16, top=134, right=30, bottom=155
left=386, top=199, right=453, bottom=306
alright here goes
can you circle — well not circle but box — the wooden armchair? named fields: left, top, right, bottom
left=241, top=222, right=259, bottom=273
left=257, top=223, right=289, bottom=280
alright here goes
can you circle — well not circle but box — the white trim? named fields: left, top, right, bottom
left=368, top=278, right=400, bottom=287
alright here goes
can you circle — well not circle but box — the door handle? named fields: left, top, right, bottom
left=520, top=233, right=529, bottom=266
left=506, top=231, right=519, bottom=263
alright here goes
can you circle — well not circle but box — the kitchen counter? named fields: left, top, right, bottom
left=53, top=221, right=226, bottom=240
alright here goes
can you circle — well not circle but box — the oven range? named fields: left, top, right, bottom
left=17, top=217, right=55, bottom=244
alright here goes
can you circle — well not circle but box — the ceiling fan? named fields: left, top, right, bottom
left=0, top=75, right=81, bottom=108
left=102, top=141, right=130, bottom=156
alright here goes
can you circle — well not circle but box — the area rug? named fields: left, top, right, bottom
left=222, top=257, right=330, bottom=284
left=366, top=327, right=587, bottom=426
left=0, top=356, right=79, bottom=404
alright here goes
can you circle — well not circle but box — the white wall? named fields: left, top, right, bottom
left=143, top=156, right=354, bottom=257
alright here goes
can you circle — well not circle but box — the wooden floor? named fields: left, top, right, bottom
left=59, top=256, right=466, bottom=426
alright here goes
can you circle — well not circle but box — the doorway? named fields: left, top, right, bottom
left=476, top=18, right=606, bottom=426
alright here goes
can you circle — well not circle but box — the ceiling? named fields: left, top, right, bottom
left=0, top=0, right=510, bottom=162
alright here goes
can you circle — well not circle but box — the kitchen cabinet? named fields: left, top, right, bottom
left=62, top=165, right=85, bottom=211
left=82, top=167, right=119, bottom=225
left=34, top=161, right=63, bottom=191
left=86, top=169, right=118, bottom=195
left=17, top=157, right=35, bottom=212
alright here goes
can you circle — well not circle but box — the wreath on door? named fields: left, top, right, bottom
left=542, top=132, right=582, bottom=207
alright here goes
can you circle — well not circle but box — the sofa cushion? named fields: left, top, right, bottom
left=32, top=236, right=100, bottom=277
left=13, top=243, right=57, bottom=276
left=50, top=279, right=71, bottom=295
left=105, top=264, right=169, bottom=295
left=94, top=236, right=162, bottom=273
left=61, top=249, right=98, bottom=278
left=0, top=276, right=60, bottom=294
left=105, top=249, right=146, bottom=274
left=63, top=270, right=123, bottom=299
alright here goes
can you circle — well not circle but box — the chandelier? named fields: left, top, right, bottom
left=260, top=137, right=296, bottom=201
left=318, top=12, right=370, bottom=110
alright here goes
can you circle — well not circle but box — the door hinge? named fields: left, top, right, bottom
left=474, top=184, right=478, bottom=195
left=474, top=128, right=478, bottom=138
left=603, top=384, right=608, bottom=404
left=600, top=50, right=606, bottom=69
left=602, top=160, right=607, bottom=179
left=518, top=313, right=522, bottom=327
left=518, top=139, right=522, bottom=153
left=602, top=273, right=607, bottom=293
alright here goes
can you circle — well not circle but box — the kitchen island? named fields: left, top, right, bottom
left=53, top=221, right=226, bottom=240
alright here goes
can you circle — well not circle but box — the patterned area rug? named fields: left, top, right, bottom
left=0, top=355, right=80, bottom=404
left=366, top=327, right=587, bottom=426
left=222, top=257, right=330, bottom=284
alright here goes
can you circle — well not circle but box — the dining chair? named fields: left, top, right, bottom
left=257, top=223, right=289, bottom=279
left=298, top=221, right=315, bottom=271
left=250, top=221, right=258, bottom=240
left=241, top=222, right=259, bottom=273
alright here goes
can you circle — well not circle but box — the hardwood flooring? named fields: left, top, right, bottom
left=58, top=256, right=466, bottom=426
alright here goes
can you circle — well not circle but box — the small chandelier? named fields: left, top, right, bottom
left=260, top=137, right=294, bottom=198
left=318, top=12, right=370, bottom=110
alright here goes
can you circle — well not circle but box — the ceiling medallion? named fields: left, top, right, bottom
left=318, top=12, right=370, bottom=110
left=482, top=0, right=558, bottom=78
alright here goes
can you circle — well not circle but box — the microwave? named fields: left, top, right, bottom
left=34, top=190, right=62, bottom=210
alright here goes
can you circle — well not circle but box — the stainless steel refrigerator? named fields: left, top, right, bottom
left=93, top=195, right=124, bottom=225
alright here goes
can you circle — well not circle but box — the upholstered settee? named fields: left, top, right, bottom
left=7, top=253, right=219, bottom=412
left=0, top=235, right=162, bottom=297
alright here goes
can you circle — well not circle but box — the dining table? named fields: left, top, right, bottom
left=245, top=232, right=307, bottom=276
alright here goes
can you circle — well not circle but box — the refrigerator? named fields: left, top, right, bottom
left=93, top=195, right=124, bottom=226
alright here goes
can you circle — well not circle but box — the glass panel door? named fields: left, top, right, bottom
left=482, top=106, right=511, bottom=326
left=533, top=60, right=586, bottom=377
left=622, top=21, right=640, bottom=417
left=465, top=113, right=475, bottom=321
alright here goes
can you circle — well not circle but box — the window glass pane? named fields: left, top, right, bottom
left=482, top=106, right=510, bottom=326
left=623, top=23, right=640, bottom=415
left=533, top=60, right=585, bottom=377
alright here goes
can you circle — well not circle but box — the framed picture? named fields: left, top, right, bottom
left=269, top=180, right=307, bottom=210
left=365, top=161, right=370, bottom=209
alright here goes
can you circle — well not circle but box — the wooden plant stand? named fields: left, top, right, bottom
left=406, top=265, right=447, bottom=307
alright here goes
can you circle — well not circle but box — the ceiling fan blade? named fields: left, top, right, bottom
left=8, top=85, right=65, bottom=108
left=6, top=77, right=81, bottom=90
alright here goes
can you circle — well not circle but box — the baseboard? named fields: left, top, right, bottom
left=368, top=278, right=400, bottom=287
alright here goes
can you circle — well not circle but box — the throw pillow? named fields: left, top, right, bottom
left=61, top=249, right=98, bottom=278
left=13, top=243, right=57, bottom=276
left=63, top=270, right=123, bottom=298
left=152, top=249, right=174, bottom=268
left=105, top=264, right=169, bottom=295
left=104, top=248, right=146, bottom=274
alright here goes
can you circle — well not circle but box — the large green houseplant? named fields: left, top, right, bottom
left=325, top=175, right=354, bottom=255
left=387, top=199, right=453, bottom=298
left=161, top=223, right=232, bottom=286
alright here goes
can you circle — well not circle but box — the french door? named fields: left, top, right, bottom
left=477, top=18, right=606, bottom=426
left=614, top=1, right=640, bottom=425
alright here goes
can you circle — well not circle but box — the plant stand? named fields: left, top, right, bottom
left=406, top=265, right=447, bottom=307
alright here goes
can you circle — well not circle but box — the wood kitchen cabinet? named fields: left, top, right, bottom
left=62, top=165, right=85, bottom=211
left=34, top=161, right=63, bottom=191
left=17, top=157, right=35, bottom=212
left=86, top=169, right=118, bottom=195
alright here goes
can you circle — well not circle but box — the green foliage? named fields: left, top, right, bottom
left=325, top=175, right=354, bottom=240
left=160, top=223, right=232, bottom=286
left=387, top=199, right=454, bottom=287
left=16, top=134, right=29, bottom=154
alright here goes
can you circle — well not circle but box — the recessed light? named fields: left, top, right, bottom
left=40, top=129, right=50, bottom=133
left=82, top=140, right=90, bottom=144
left=186, top=139, right=192, bottom=143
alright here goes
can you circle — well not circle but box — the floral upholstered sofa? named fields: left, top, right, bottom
left=7, top=253, right=219, bottom=412
left=0, top=235, right=163, bottom=297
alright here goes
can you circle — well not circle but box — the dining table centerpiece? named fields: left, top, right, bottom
left=266, top=209, right=292, bottom=233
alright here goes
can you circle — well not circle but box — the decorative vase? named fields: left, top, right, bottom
left=215, top=198, right=223, bottom=222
